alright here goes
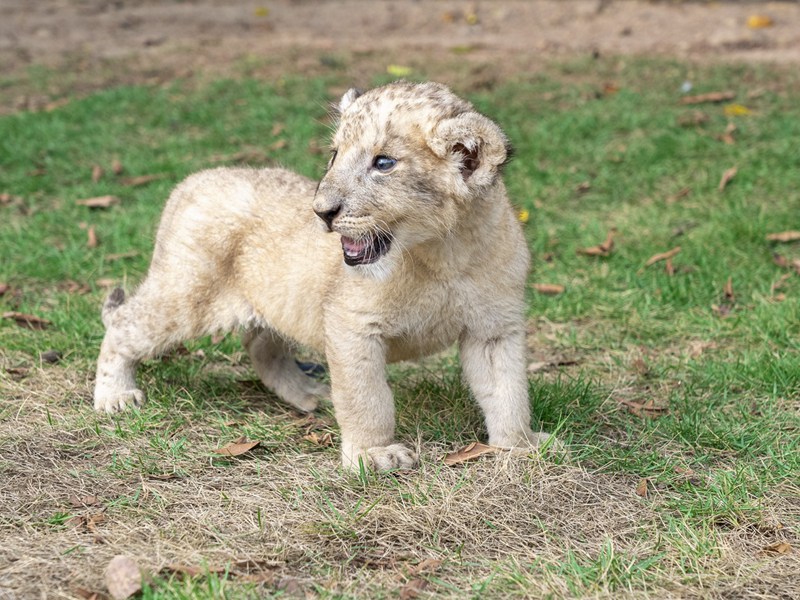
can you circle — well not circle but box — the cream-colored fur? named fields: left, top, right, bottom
left=94, top=81, right=556, bottom=471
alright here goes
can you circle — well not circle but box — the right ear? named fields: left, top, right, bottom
left=338, top=88, right=362, bottom=113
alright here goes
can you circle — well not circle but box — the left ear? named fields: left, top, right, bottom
left=428, top=112, right=510, bottom=188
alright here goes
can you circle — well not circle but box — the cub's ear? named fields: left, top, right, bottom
left=428, top=112, right=510, bottom=188
left=338, top=88, right=362, bottom=113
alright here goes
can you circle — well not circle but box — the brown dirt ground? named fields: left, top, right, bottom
left=2, top=0, right=800, bottom=112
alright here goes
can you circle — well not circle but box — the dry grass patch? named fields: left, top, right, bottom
left=0, top=363, right=796, bottom=598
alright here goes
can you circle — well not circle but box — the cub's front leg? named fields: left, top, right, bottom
left=460, top=328, right=558, bottom=451
left=324, top=322, right=417, bottom=472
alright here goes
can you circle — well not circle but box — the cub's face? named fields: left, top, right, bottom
left=312, top=82, right=509, bottom=278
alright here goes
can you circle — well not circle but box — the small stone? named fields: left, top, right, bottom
left=40, top=350, right=62, bottom=364
left=105, top=555, right=142, bottom=600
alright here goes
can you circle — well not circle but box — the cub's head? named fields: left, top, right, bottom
left=312, top=81, right=510, bottom=278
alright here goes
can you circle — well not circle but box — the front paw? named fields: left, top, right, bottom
left=342, top=443, right=419, bottom=472
left=491, top=428, right=564, bottom=455
left=93, top=389, right=145, bottom=414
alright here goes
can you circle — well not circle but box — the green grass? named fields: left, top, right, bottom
left=1, top=58, right=799, bottom=598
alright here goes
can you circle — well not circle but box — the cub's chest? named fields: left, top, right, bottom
left=381, top=280, right=472, bottom=362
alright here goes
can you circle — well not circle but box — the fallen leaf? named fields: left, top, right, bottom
left=387, top=65, right=412, bottom=77
left=214, top=437, right=260, bottom=457
left=92, top=165, right=104, bottom=182
left=666, top=187, right=691, bottom=204
left=763, top=541, right=792, bottom=555
left=720, top=122, right=737, bottom=145
left=87, top=225, right=98, bottom=248
left=96, top=278, right=116, bottom=288
left=271, top=123, right=285, bottom=136
left=6, top=366, right=29, bottom=378
left=644, top=246, right=681, bottom=267
left=74, top=586, right=108, bottom=600
left=578, top=228, right=616, bottom=257
left=111, top=158, right=124, bottom=175
left=718, top=166, right=737, bottom=191
left=711, top=303, right=733, bottom=318
left=87, top=513, right=106, bottom=533
left=687, top=340, right=716, bottom=358
left=163, top=563, right=226, bottom=578
left=303, top=431, right=334, bottom=447
left=712, top=278, right=737, bottom=317
left=723, top=104, right=751, bottom=117
left=269, top=139, right=288, bottom=151
left=119, top=174, right=163, bottom=187
left=464, top=8, right=479, bottom=25
left=635, top=478, right=649, bottom=498
left=147, top=473, right=181, bottom=481
left=43, top=98, right=70, bottom=112
left=771, top=273, right=793, bottom=294
left=60, top=279, right=91, bottom=294
left=674, top=466, right=703, bottom=486
left=677, top=111, right=709, bottom=127
left=532, top=283, right=565, bottom=296
left=3, top=311, right=51, bottom=330
left=575, top=181, right=591, bottom=193
left=276, top=577, right=303, bottom=594
left=723, top=277, right=735, bottom=303
left=105, top=555, right=142, bottom=600
left=69, top=495, right=99, bottom=508
left=527, top=361, right=549, bottom=373
left=620, top=399, right=668, bottom=418
left=680, top=91, right=735, bottom=105
left=444, top=442, right=502, bottom=465
left=0, top=282, right=9, bottom=296
left=400, top=578, right=428, bottom=600
left=631, top=356, right=649, bottom=375
left=254, top=6, right=269, bottom=17
left=76, top=195, right=120, bottom=209
left=408, top=558, right=443, bottom=576
left=767, top=231, right=800, bottom=243
left=747, top=15, right=773, bottom=29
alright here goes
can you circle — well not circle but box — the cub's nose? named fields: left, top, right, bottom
left=313, top=204, right=341, bottom=231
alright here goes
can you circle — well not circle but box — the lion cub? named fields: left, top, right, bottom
left=94, top=81, right=556, bottom=471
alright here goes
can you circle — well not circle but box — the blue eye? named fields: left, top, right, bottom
left=373, top=155, right=397, bottom=172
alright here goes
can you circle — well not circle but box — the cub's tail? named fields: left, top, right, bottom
left=101, top=287, right=126, bottom=328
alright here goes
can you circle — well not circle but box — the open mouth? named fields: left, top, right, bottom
left=340, top=232, right=392, bottom=266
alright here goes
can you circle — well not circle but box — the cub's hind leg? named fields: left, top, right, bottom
left=243, top=327, right=329, bottom=412
left=94, top=285, right=198, bottom=413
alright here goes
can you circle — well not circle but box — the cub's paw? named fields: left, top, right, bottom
left=367, top=443, right=419, bottom=471
left=93, top=389, right=145, bottom=414
left=491, top=428, right=565, bottom=456
left=342, top=443, right=419, bottom=472
left=280, top=379, right=329, bottom=413
left=284, top=390, right=322, bottom=413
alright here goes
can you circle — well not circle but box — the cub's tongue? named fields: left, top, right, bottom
left=341, top=236, right=368, bottom=258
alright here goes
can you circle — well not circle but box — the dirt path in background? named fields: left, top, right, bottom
left=1, top=1, right=799, bottom=111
